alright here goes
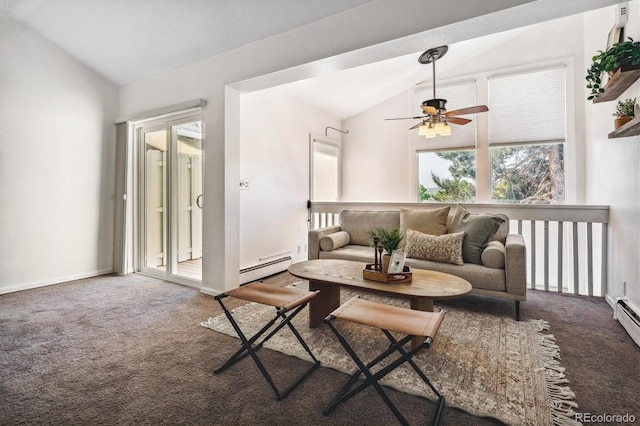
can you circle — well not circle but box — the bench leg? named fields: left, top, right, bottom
left=515, top=301, right=520, bottom=321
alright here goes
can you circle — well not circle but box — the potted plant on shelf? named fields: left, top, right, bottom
left=613, top=97, right=636, bottom=129
left=586, top=37, right=640, bottom=100
left=369, top=227, right=403, bottom=272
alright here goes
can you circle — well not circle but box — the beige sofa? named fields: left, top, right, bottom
left=308, top=207, right=527, bottom=320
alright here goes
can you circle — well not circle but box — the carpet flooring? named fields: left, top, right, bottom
left=203, top=282, right=571, bottom=425
left=1, top=272, right=639, bottom=425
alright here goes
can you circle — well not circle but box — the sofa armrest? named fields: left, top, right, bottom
left=308, top=225, right=342, bottom=259
left=505, top=233, right=527, bottom=298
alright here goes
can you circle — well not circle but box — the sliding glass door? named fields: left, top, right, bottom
left=137, top=115, right=203, bottom=283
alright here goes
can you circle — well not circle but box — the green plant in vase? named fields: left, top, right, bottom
left=586, top=38, right=640, bottom=100
left=613, top=97, right=636, bottom=129
left=369, top=227, right=403, bottom=272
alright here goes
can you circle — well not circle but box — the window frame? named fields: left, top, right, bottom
left=309, top=133, right=342, bottom=202
left=414, top=58, right=576, bottom=204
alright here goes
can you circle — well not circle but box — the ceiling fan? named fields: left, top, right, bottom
left=386, top=45, right=488, bottom=137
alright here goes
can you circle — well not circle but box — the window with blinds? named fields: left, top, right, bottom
left=311, top=137, right=340, bottom=201
left=415, top=65, right=568, bottom=204
left=488, top=67, right=566, bottom=146
left=488, top=67, right=566, bottom=203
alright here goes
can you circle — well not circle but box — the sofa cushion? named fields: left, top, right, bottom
left=404, top=257, right=507, bottom=292
left=448, top=205, right=505, bottom=264
left=488, top=215, right=510, bottom=244
left=399, top=207, right=450, bottom=245
left=481, top=240, right=506, bottom=269
left=405, top=229, right=464, bottom=266
left=339, top=210, right=400, bottom=246
left=320, top=231, right=351, bottom=251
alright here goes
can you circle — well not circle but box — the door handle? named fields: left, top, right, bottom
left=196, top=194, right=204, bottom=209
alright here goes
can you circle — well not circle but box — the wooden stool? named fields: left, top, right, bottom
left=214, top=282, right=320, bottom=400
left=323, top=296, right=446, bottom=425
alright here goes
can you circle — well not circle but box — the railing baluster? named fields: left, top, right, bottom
left=544, top=220, right=549, bottom=292
left=587, top=222, right=593, bottom=297
left=557, top=221, right=563, bottom=293
left=601, top=223, right=608, bottom=296
left=530, top=221, right=536, bottom=290
left=572, top=222, right=579, bottom=295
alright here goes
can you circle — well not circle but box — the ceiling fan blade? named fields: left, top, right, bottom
left=421, top=105, right=438, bottom=115
left=385, top=116, right=428, bottom=121
left=408, top=121, right=424, bottom=130
left=446, top=116, right=472, bottom=125
left=445, top=105, right=489, bottom=116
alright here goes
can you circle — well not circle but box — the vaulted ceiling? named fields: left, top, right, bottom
left=0, top=0, right=372, bottom=85
left=1, top=0, right=624, bottom=118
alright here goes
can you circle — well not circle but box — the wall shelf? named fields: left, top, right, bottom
left=608, top=115, right=640, bottom=138
left=592, top=65, right=640, bottom=104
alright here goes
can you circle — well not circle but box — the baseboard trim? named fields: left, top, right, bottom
left=0, top=268, right=114, bottom=295
left=200, top=286, right=222, bottom=297
left=605, top=293, right=618, bottom=309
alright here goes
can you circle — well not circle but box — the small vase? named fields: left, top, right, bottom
left=614, top=116, right=633, bottom=129
left=382, top=254, right=391, bottom=273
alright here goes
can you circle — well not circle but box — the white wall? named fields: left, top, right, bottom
left=342, top=91, right=416, bottom=202
left=0, top=17, right=119, bottom=293
left=584, top=4, right=640, bottom=310
left=239, top=91, right=342, bottom=275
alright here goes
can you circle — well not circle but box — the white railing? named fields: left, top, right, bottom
left=308, top=202, right=610, bottom=297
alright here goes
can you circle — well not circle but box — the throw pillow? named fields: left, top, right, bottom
left=448, top=205, right=505, bottom=264
left=320, top=231, right=351, bottom=251
left=481, top=240, right=506, bottom=269
left=399, top=206, right=450, bottom=246
left=404, top=229, right=464, bottom=266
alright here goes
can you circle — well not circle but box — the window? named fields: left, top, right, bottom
left=416, top=66, right=566, bottom=204
left=488, top=67, right=566, bottom=203
left=310, top=135, right=341, bottom=201
left=418, top=150, right=476, bottom=202
left=416, top=81, right=478, bottom=203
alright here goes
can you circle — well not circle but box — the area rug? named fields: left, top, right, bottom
left=201, top=282, right=579, bottom=426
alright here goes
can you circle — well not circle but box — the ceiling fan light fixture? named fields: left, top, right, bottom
left=434, top=121, right=451, bottom=136
left=418, top=122, right=431, bottom=137
left=420, top=122, right=442, bottom=138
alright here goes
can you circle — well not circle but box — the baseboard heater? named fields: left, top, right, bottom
left=239, top=256, right=292, bottom=285
left=614, top=298, right=640, bottom=348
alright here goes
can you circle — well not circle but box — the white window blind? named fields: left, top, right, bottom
left=413, top=81, right=477, bottom=151
left=488, top=67, right=566, bottom=146
left=311, top=138, right=340, bottom=201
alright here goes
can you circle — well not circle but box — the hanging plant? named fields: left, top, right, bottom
left=586, top=38, right=640, bottom=100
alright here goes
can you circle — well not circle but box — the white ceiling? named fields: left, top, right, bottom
left=264, top=26, right=531, bottom=119
left=1, top=0, right=624, bottom=118
left=0, top=0, right=373, bottom=85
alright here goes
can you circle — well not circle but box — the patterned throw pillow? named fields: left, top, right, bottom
left=405, top=229, right=465, bottom=266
